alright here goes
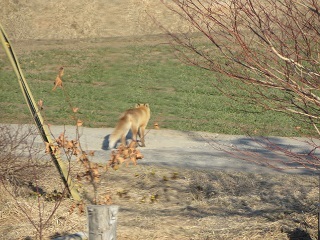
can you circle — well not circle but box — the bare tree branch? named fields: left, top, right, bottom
left=159, top=0, right=320, bottom=138
left=149, top=0, right=320, bottom=175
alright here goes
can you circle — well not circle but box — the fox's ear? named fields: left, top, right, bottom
left=135, top=103, right=141, bottom=108
left=144, top=103, right=149, bottom=108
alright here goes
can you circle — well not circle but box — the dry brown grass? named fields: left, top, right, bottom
left=0, top=180, right=82, bottom=239
left=1, top=156, right=318, bottom=239
left=0, top=0, right=188, bottom=41
left=111, top=166, right=318, bottom=240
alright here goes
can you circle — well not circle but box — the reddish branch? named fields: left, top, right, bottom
left=158, top=0, right=320, bottom=170
left=160, top=0, right=320, bottom=134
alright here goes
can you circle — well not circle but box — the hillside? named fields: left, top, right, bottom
left=0, top=0, right=186, bottom=40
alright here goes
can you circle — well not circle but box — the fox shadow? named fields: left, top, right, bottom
left=102, top=131, right=133, bottom=150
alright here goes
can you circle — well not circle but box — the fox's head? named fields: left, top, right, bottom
left=135, top=103, right=149, bottom=108
left=135, top=103, right=150, bottom=115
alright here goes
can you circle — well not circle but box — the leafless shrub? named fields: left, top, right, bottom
left=0, top=124, right=50, bottom=188
left=0, top=124, right=74, bottom=239
left=159, top=0, right=320, bottom=139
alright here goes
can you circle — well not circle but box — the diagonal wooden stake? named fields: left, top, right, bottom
left=0, top=23, right=81, bottom=202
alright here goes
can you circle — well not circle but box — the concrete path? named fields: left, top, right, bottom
left=14, top=124, right=319, bottom=175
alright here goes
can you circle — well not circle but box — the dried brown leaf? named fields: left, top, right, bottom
left=38, top=99, right=44, bottom=110
left=52, top=67, right=64, bottom=91
left=154, top=122, right=160, bottom=129
left=58, top=66, right=64, bottom=77
left=45, top=142, right=51, bottom=153
left=65, top=140, right=74, bottom=149
left=72, top=107, right=79, bottom=113
left=89, top=150, right=95, bottom=156
left=76, top=119, right=83, bottom=127
left=52, top=76, right=63, bottom=91
left=136, top=150, right=144, bottom=159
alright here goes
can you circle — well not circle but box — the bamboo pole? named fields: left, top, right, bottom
left=0, top=23, right=81, bottom=202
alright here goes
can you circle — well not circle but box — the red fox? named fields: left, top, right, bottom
left=109, top=103, right=151, bottom=149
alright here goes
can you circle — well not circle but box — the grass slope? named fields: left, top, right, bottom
left=0, top=36, right=313, bottom=137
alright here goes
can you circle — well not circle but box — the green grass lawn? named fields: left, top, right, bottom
left=0, top=36, right=314, bottom=137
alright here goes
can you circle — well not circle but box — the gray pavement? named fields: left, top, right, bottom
left=5, top=124, right=320, bottom=175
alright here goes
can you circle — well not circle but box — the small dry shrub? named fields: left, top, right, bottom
left=0, top=124, right=51, bottom=187
left=0, top=124, right=82, bottom=239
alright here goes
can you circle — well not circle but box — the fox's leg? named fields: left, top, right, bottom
left=139, top=126, right=146, bottom=147
left=120, top=134, right=126, bottom=146
left=131, top=125, right=139, bottom=147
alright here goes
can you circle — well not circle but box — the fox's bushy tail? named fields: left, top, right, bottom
left=108, top=117, right=131, bottom=149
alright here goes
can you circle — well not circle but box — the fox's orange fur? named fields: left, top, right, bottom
left=109, top=103, right=151, bottom=149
